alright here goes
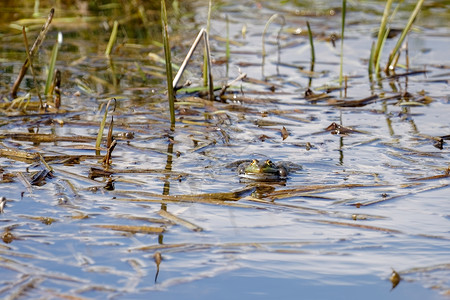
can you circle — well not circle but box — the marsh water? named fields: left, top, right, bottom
left=0, top=0, right=449, bottom=299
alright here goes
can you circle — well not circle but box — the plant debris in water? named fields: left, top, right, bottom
left=0, top=0, right=449, bottom=298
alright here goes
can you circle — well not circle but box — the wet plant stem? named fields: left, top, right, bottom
left=161, top=0, right=175, bottom=126
left=203, top=0, right=212, bottom=87
left=52, top=69, right=61, bottom=108
left=11, top=8, right=54, bottom=99
left=339, top=0, right=346, bottom=90
left=45, top=32, right=62, bottom=96
left=372, top=0, right=393, bottom=75
left=22, top=27, right=43, bottom=108
left=105, top=20, right=118, bottom=57
left=374, top=27, right=389, bottom=76
left=368, top=41, right=375, bottom=81
left=172, top=28, right=214, bottom=101
left=226, top=14, right=230, bottom=64
left=261, top=14, right=285, bottom=79
left=306, top=21, right=315, bottom=69
left=96, top=98, right=116, bottom=155
left=385, top=0, right=424, bottom=73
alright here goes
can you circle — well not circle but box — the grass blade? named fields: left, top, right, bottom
left=368, top=41, right=375, bottom=79
left=385, top=0, right=425, bottom=73
left=96, top=98, right=116, bottom=154
left=45, top=32, right=62, bottom=95
left=375, top=26, right=390, bottom=76
left=372, top=0, right=393, bottom=73
left=203, top=30, right=214, bottom=101
left=261, top=14, right=285, bottom=79
left=105, top=20, right=118, bottom=57
left=339, top=0, right=346, bottom=88
left=306, top=21, right=315, bottom=69
left=203, top=0, right=212, bottom=87
left=226, top=14, right=230, bottom=64
left=161, top=0, right=175, bottom=126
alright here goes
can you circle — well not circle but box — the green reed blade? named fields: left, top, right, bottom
left=339, top=0, right=346, bottom=88
left=45, top=32, right=61, bottom=95
left=204, top=30, right=214, bottom=101
left=261, top=14, right=285, bottom=79
left=375, top=26, right=390, bottom=76
left=33, top=0, right=40, bottom=17
left=368, top=41, right=375, bottom=79
left=105, top=20, right=118, bottom=57
left=161, top=0, right=175, bottom=125
left=386, top=0, right=424, bottom=73
left=306, top=21, right=315, bottom=68
left=226, top=14, right=230, bottom=63
left=96, top=98, right=116, bottom=153
left=203, top=0, right=212, bottom=87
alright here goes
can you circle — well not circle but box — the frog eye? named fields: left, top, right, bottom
left=264, top=160, right=274, bottom=167
left=251, top=159, right=259, bottom=165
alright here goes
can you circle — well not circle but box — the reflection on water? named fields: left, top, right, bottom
left=0, top=0, right=449, bottom=299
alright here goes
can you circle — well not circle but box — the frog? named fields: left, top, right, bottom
left=237, top=159, right=289, bottom=182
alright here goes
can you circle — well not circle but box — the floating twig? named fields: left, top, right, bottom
left=304, top=219, right=402, bottom=234
left=158, top=209, right=203, bottom=232
left=219, top=72, right=247, bottom=97
left=94, top=224, right=165, bottom=234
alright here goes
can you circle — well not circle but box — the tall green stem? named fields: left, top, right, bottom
left=339, top=0, right=346, bottom=88
left=161, top=0, right=175, bottom=126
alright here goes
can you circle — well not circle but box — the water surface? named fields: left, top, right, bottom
left=0, top=0, right=449, bottom=299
